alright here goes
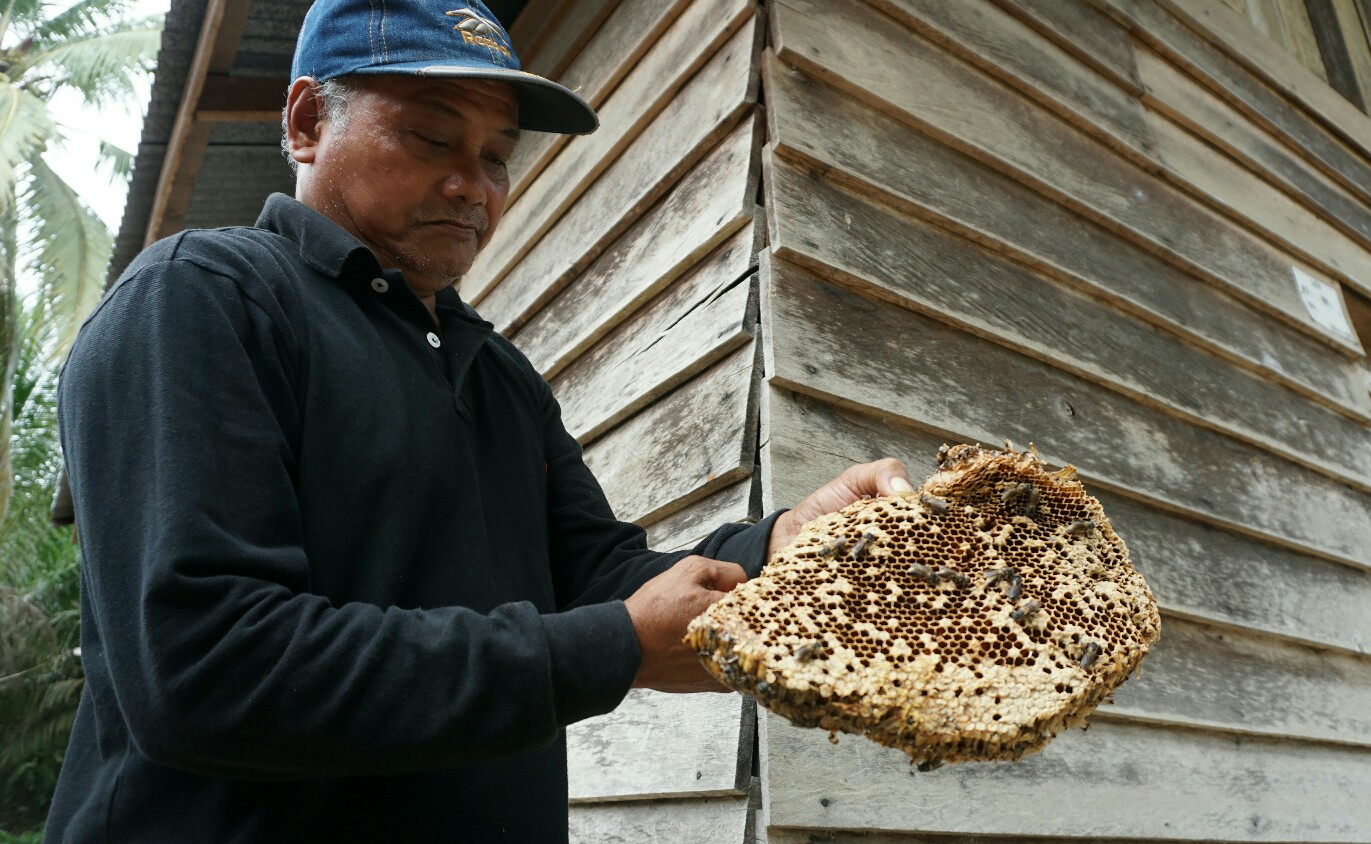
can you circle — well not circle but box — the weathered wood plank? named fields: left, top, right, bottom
left=474, top=22, right=759, bottom=334
left=761, top=54, right=1371, bottom=419
left=1273, top=0, right=1329, bottom=82
left=759, top=386, right=948, bottom=517
left=1331, top=0, right=1371, bottom=107
left=1095, top=0, right=1371, bottom=207
left=522, top=0, right=619, bottom=80
left=763, top=149, right=1371, bottom=492
left=513, top=125, right=759, bottom=379
left=871, top=0, right=1371, bottom=300
left=761, top=714, right=1371, bottom=838
left=555, top=271, right=753, bottom=445
left=871, top=0, right=1157, bottom=168
left=506, top=0, right=691, bottom=204
left=569, top=691, right=753, bottom=802
left=645, top=478, right=755, bottom=553
left=1136, top=45, right=1371, bottom=253
left=1107, top=615, right=1371, bottom=747
left=762, top=256, right=1371, bottom=569
left=1306, top=0, right=1369, bottom=111
left=1146, top=107, right=1371, bottom=301
left=770, top=0, right=1365, bottom=357
left=1160, top=0, right=1371, bottom=157
left=1100, top=491, right=1371, bottom=656
left=570, top=794, right=752, bottom=843
left=508, top=0, right=568, bottom=66
left=761, top=386, right=1371, bottom=656
left=587, top=343, right=756, bottom=526
left=1240, top=0, right=1286, bottom=44
left=555, top=274, right=753, bottom=447
left=990, top=0, right=1145, bottom=94
left=463, top=0, right=754, bottom=305
left=767, top=833, right=1187, bottom=844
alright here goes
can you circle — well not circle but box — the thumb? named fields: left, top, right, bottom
left=847, top=457, right=914, bottom=496
left=696, top=558, right=748, bottom=592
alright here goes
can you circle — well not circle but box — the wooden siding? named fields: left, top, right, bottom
left=758, top=0, right=1371, bottom=840
left=463, top=2, right=767, bottom=839
left=480, top=0, right=1371, bottom=840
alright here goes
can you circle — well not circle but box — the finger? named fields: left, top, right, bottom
left=843, top=457, right=913, bottom=497
left=694, top=558, right=748, bottom=591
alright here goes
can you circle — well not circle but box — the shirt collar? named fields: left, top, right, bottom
left=255, top=193, right=381, bottom=281
left=255, top=193, right=492, bottom=329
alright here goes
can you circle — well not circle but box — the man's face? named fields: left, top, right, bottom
left=290, top=75, right=520, bottom=296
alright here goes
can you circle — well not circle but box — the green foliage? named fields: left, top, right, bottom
left=0, top=296, right=82, bottom=834
left=0, top=0, right=165, bottom=834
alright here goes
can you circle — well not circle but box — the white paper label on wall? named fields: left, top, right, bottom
left=1292, top=266, right=1355, bottom=340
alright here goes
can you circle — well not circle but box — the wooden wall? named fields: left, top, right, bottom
left=474, top=0, right=1371, bottom=840
left=462, top=1, right=767, bottom=840
left=758, top=0, right=1371, bottom=840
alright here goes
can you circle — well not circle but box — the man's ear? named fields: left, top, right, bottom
left=285, top=77, right=325, bottom=166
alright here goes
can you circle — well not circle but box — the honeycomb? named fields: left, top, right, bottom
left=686, top=443, right=1160, bottom=767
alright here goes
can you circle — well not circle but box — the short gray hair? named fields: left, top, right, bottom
left=281, top=77, right=359, bottom=173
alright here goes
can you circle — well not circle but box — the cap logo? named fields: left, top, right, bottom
left=445, top=7, right=511, bottom=58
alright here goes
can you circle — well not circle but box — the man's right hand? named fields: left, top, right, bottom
left=624, top=555, right=748, bottom=693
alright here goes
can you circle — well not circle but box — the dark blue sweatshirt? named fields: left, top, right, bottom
left=47, top=193, right=779, bottom=842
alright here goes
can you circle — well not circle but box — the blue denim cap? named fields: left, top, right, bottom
left=291, top=1, right=598, bottom=134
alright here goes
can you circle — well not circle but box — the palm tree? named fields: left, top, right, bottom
left=0, top=1, right=162, bottom=833
left=0, top=294, right=82, bottom=834
left=0, top=0, right=162, bottom=523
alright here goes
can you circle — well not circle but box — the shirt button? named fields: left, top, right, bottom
left=427, top=332, right=441, bottom=348
left=370, top=278, right=389, bottom=293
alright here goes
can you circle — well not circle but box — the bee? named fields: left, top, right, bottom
left=1000, top=482, right=1041, bottom=517
left=1079, top=641, right=1102, bottom=669
left=999, top=482, right=1029, bottom=506
left=820, top=537, right=849, bottom=558
left=755, top=681, right=774, bottom=696
left=792, top=641, right=828, bottom=662
left=983, top=567, right=1013, bottom=586
left=875, top=710, right=906, bottom=731
left=919, top=493, right=950, bottom=515
left=936, top=444, right=952, bottom=467
left=1007, top=572, right=1024, bottom=600
left=987, top=566, right=1024, bottom=600
left=1010, top=598, right=1042, bottom=622
left=850, top=532, right=877, bottom=559
left=908, top=562, right=936, bottom=583
left=1067, top=518, right=1095, bottom=537
left=934, top=567, right=971, bottom=588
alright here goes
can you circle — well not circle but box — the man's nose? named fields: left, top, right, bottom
left=439, top=152, right=488, bottom=206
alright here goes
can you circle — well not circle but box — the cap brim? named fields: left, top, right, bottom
left=347, top=62, right=598, bottom=135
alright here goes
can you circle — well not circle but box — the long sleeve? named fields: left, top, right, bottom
left=59, top=260, right=634, bottom=780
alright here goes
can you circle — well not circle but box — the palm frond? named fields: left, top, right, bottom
left=0, top=0, right=51, bottom=45
left=21, top=155, right=109, bottom=360
left=15, top=22, right=161, bottom=106
left=30, top=0, right=141, bottom=43
left=0, top=84, right=53, bottom=215
left=95, top=136, right=131, bottom=181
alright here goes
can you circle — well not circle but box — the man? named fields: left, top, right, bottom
left=47, top=1, right=913, bottom=840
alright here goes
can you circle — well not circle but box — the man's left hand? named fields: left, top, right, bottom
left=767, top=458, right=915, bottom=560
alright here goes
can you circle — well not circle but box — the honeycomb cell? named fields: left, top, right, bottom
left=685, top=442, right=1162, bottom=768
